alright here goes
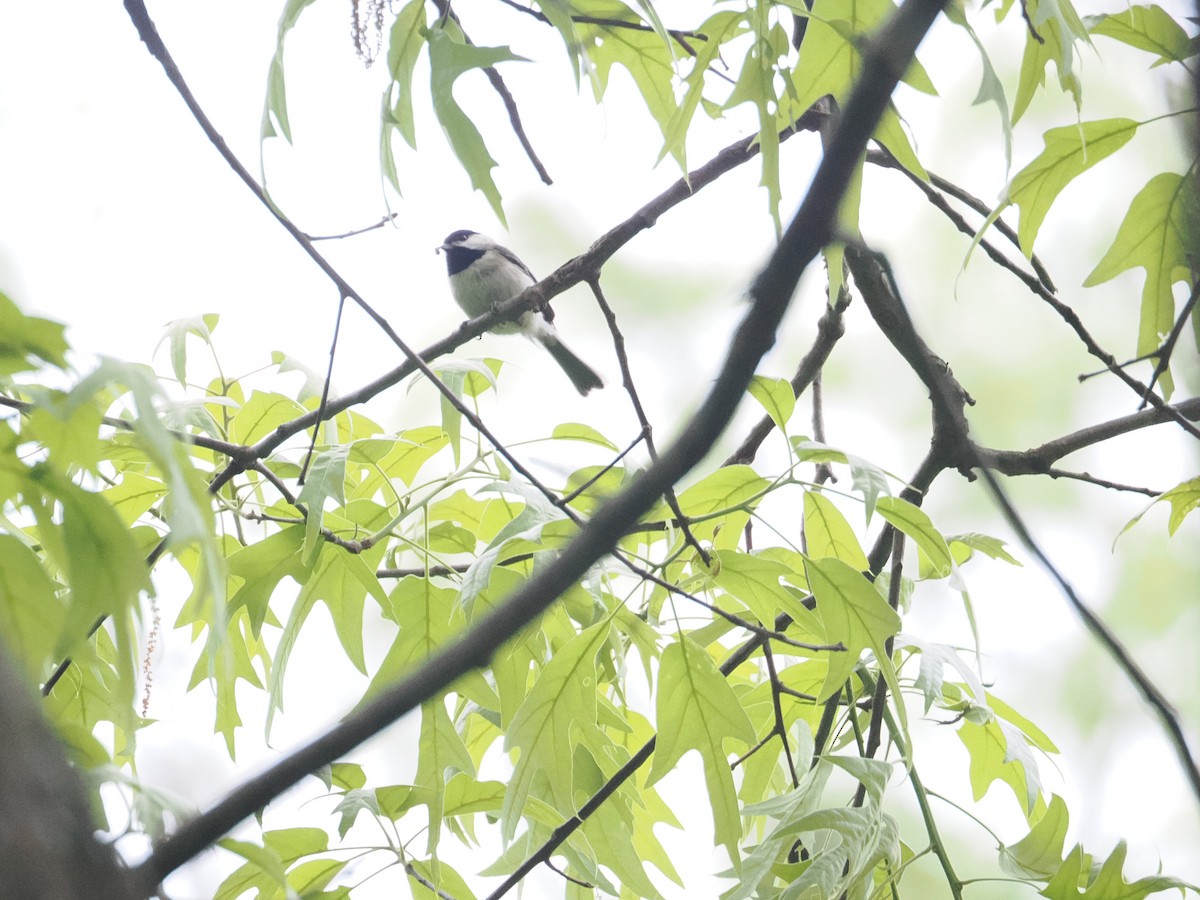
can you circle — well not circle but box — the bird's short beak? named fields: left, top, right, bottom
left=435, top=244, right=448, bottom=254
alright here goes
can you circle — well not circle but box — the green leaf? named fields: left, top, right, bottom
left=661, top=10, right=746, bottom=168
left=589, top=24, right=678, bottom=164
left=551, top=422, right=619, bottom=451
left=156, top=314, right=219, bottom=386
left=296, top=445, right=350, bottom=561
left=573, top=747, right=667, bottom=898
left=230, top=390, right=307, bottom=445
left=463, top=357, right=504, bottom=398
left=414, top=698, right=476, bottom=853
left=988, top=691, right=1058, bottom=753
left=408, top=858, right=478, bottom=900
left=874, top=104, right=928, bottom=182
left=747, top=375, right=795, bottom=434
left=532, top=0, right=587, bottom=84
left=1155, top=477, right=1200, bottom=535
left=876, top=496, right=953, bottom=578
left=789, top=0, right=936, bottom=110
left=1013, top=15, right=1082, bottom=123
left=1084, top=172, right=1198, bottom=398
left=957, top=715, right=1043, bottom=815
left=802, top=555, right=901, bottom=702
left=1085, top=5, right=1193, bottom=66
left=945, top=3, right=1013, bottom=171
left=102, top=472, right=168, bottom=526
left=1000, top=793, right=1069, bottom=878
left=803, top=491, right=869, bottom=570
left=362, top=577, right=460, bottom=703
left=266, top=545, right=385, bottom=737
left=724, top=15, right=789, bottom=229
left=948, top=532, right=1022, bottom=566
left=383, top=0, right=428, bottom=154
left=0, top=291, right=69, bottom=375
left=215, top=838, right=289, bottom=900
left=427, top=26, right=523, bottom=225
left=673, top=465, right=769, bottom=517
left=846, top=454, right=890, bottom=521
left=27, top=394, right=104, bottom=474
left=1007, top=119, right=1139, bottom=257
left=649, top=636, right=754, bottom=863
left=502, top=622, right=612, bottom=840
left=903, top=634, right=987, bottom=712
left=1041, top=840, right=1192, bottom=899
left=260, top=0, right=320, bottom=143
left=286, top=858, right=348, bottom=895
left=30, top=465, right=152, bottom=658
left=224, top=526, right=314, bottom=636
left=0, top=533, right=66, bottom=682
left=711, top=549, right=811, bottom=624
left=379, top=426, right=450, bottom=487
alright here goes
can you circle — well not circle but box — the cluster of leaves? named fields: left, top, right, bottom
left=3, top=0, right=1200, bottom=897
left=2, top=286, right=1194, bottom=897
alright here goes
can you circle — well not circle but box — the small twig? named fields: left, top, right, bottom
left=1019, top=0, right=1045, bottom=44
left=558, top=431, right=647, bottom=505
left=731, top=730, right=777, bottom=769
left=724, top=291, right=850, bottom=466
left=763, top=643, right=801, bottom=787
left=404, top=863, right=460, bottom=900
left=306, top=213, right=398, bottom=241
left=867, top=148, right=1056, bottom=294
left=809, top=694, right=841, bottom=767
left=492, top=0, right=708, bottom=51
left=978, top=396, right=1200, bottom=479
left=589, top=276, right=711, bottom=565
left=810, top=373, right=836, bottom=484
left=299, top=293, right=346, bottom=485
left=853, top=530, right=905, bottom=808
left=1042, top=467, right=1160, bottom=496
left=1140, top=278, right=1200, bottom=406
left=543, top=859, right=592, bottom=889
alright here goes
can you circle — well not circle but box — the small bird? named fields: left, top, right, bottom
left=437, top=230, right=604, bottom=395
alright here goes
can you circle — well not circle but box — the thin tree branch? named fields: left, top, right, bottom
left=306, top=213, right=398, bottom=241
left=493, top=0, right=710, bottom=53
left=763, top=642, right=801, bottom=787
left=1140, top=278, right=1200, bottom=406
left=868, top=150, right=1200, bottom=441
left=980, top=397, right=1200, bottom=476
left=867, top=148, right=1056, bottom=293
left=298, top=293, right=346, bottom=484
left=589, top=276, right=711, bottom=564
left=856, top=245, right=1200, bottom=815
left=724, top=291, right=850, bottom=466
left=431, top=0, right=553, bottom=183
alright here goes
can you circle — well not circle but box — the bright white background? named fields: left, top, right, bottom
left=1, top=0, right=1198, bottom=897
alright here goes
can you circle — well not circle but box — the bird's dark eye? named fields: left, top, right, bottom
left=443, top=229, right=477, bottom=245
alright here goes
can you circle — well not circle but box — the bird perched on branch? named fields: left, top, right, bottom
left=437, top=230, right=604, bottom=396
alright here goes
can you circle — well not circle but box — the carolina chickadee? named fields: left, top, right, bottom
left=437, top=230, right=604, bottom=395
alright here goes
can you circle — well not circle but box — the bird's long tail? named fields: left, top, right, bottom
left=537, top=332, right=604, bottom=395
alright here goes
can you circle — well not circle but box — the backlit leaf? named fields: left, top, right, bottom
left=649, top=636, right=754, bottom=862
